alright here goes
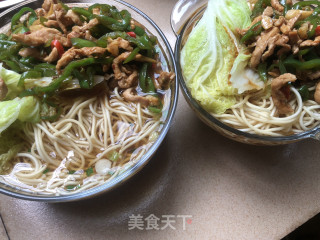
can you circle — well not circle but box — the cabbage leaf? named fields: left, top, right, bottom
left=0, top=63, right=23, bottom=100
left=0, top=96, right=40, bottom=134
left=181, top=0, right=264, bottom=114
left=0, top=123, right=24, bottom=174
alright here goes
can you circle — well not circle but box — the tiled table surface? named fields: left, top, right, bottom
left=1, top=0, right=320, bottom=239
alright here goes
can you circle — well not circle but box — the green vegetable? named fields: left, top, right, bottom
left=292, top=1, right=320, bottom=10
left=43, top=168, right=49, bottom=174
left=148, top=106, right=162, bottom=114
left=251, top=0, right=271, bottom=19
left=258, top=62, right=268, bottom=82
left=71, top=38, right=97, bottom=48
left=85, top=167, right=94, bottom=176
left=108, top=151, right=120, bottom=162
left=283, top=58, right=320, bottom=70
left=19, top=57, right=101, bottom=97
left=146, top=76, right=156, bottom=92
left=298, top=85, right=310, bottom=101
left=97, top=32, right=153, bottom=50
left=58, top=0, right=70, bottom=11
left=0, top=34, right=8, bottom=40
left=0, top=123, right=24, bottom=174
left=279, top=59, right=287, bottom=74
left=129, top=25, right=145, bottom=36
left=240, top=21, right=262, bottom=44
left=123, top=47, right=140, bottom=64
left=139, top=63, right=148, bottom=92
left=0, top=96, right=40, bottom=134
left=0, top=63, right=24, bottom=100
left=66, top=184, right=80, bottom=190
left=11, top=7, right=37, bottom=31
left=0, top=40, right=20, bottom=56
left=68, top=170, right=76, bottom=174
left=72, top=7, right=92, bottom=19
left=88, top=3, right=112, bottom=14
left=18, top=70, right=42, bottom=87
left=181, top=0, right=253, bottom=114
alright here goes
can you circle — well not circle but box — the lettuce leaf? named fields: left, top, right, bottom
left=0, top=63, right=23, bottom=100
left=0, top=123, right=24, bottom=174
left=0, top=96, right=40, bottom=134
left=181, top=0, right=263, bottom=114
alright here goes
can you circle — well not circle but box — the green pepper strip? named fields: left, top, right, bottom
left=258, top=62, right=268, bottom=82
left=251, top=0, right=271, bottom=19
left=72, top=69, right=90, bottom=89
left=71, top=38, right=97, bottom=48
left=72, top=7, right=92, bottom=19
left=298, top=48, right=313, bottom=56
left=3, top=60, right=21, bottom=72
left=298, top=85, right=310, bottom=101
left=0, top=33, right=8, bottom=40
left=58, top=1, right=70, bottom=11
left=18, top=70, right=42, bottom=87
left=88, top=4, right=112, bottom=14
left=19, top=57, right=97, bottom=97
left=292, top=1, right=320, bottom=9
left=130, top=26, right=146, bottom=36
left=11, top=7, right=37, bottom=31
left=146, top=76, right=156, bottom=92
left=280, top=0, right=292, bottom=15
left=97, top=32, right=152, bottom=49
left=94, top=14, right=119, bottom=25
left=240, top=21, right=262, bottom=44
left=139, top=63, right=148, bottom=92
left=148, top=95, right=163, bottom=113
left=279, top=59, right=287, bottom=74
left=148, top=106, right=162, bottom=114
left=283, top=58, right=320, bottom=70
left=12, top=25, right=29, bottom=34
left=110, top=7, right=123, bottom=20
left=123, top=47, right=140, bottom=64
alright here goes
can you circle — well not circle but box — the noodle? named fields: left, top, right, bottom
left=214, top=87, right=320, bottom=136
left=0, top=88, right=162, bottom=195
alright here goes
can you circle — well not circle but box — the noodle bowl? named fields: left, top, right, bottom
left=175, top=0, right=320, bottom=145
left=0, top=0, right=177, bottom=200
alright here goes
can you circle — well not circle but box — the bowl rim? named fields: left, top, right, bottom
left=0, top=0, right=179, bottom=202
left=174, top=9, right=320, bottom=143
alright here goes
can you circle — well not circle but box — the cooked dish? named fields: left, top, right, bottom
left=181, top=0, right=320, bottom=136
left=0, top=0, right=174, bottom=195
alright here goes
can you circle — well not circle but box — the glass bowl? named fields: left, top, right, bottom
left=0, top=0, right=178, bottom=202
left=172, top=0, right=320, bottom=145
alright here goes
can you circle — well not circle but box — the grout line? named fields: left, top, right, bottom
left=0, top=213, right=10, bottom=240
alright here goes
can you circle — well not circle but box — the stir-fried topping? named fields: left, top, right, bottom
left=0, top=0, right=175, bottom=123
left=239, top=0, right=320, bottom=114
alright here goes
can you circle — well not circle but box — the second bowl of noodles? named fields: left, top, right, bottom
left=174, top=0, right=320, bottom=145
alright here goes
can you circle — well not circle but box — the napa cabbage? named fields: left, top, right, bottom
left=181, top=0, right=265, bottom=114
left=0, top=63, right=23, bottom=100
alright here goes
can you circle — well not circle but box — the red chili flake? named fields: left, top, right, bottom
left=316, top=26, right=320, bottom=36
left=50, top=39, right=65, bottom=57
left=126, top=32, right=136, bottom=38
